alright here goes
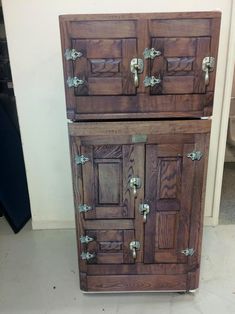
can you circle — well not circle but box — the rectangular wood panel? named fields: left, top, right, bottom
left=88, top=77, right=123, bottom=95
left=150, top=19, right=211, bottom=37
left=87, top=39, right=122, bottom=58
left=87, top=274, right=187, bottom=291
left=70, top=20, right=137, bottom=38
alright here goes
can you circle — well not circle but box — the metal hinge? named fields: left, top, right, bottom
left=64, top=48, right=83, bottom=61
left=187, top=151, right=203, bottom=161
left=144, top=75, right=161, bottom=87
left=79, top=204, right=92, bottom=213
left=75, top=154, right=89, bottom=165
left=180, top=248, right=195, bottom=257
left=143, top=48, right=161, bottom=59
left=81, top=251, right=96, bottom=261
left=67, top=76, right=84, bottom=88
left=80, top=235, right=94, bottom=244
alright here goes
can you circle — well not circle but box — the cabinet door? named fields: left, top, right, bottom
left=144, top=138, right=206, bottom=265
left=69, top=121, right=209, bottom=291
left=60, top=13, right=220, bottom=120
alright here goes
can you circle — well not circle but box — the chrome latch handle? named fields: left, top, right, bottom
left=129, top=241, right=140, bottom=259
left=130, top=58, right=144, bottom=87
left=139, top=203, right=150, bottom=223
left=202, top=56, right=215, bottom=86
left=129, top=177, right=142, bottom=196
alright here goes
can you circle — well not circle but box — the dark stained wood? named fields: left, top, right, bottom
left=60, top=12, right=221, bottom=120
left=69, top=120, right=211, bottom=137
left=150, top=19, right=211, bottom=37
left=87, top=274, right=187, bottom=291
left=87, top=263, right=188, bottom=275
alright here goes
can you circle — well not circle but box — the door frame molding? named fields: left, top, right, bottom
left=204, top=0, right=235, bottom=226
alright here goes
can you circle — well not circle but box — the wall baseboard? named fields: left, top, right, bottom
left=32, top=220, right=75, bottom=230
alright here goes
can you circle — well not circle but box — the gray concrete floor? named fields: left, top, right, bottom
left=1, top=218, right=235, bottom=314
left=219, top=162, right=235, bottom=224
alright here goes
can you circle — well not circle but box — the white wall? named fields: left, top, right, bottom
left=1, top=0, right=233, bottom=229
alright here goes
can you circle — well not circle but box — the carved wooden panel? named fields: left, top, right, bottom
left=150, top=37, right=210, bottom=95
left=85, top=229, right=135, bottom=264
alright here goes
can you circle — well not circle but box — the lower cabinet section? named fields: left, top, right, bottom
left=69, top=120, right=210, bottom=292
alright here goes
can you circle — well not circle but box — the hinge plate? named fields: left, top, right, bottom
left=75, top=154, right=89, bottom=165
left=144, top=75, right=161, bottom=87
left=79, top=204, right=92, bottom=213
left=81, top=251, right=95, bottom=261
left=80, top=235, right=94, bottom=244
left=187, top=151, right=203, bottom=161
left=67, top=76, right=84, bottom=88
left=180, top=248, right=195, bottom=256
left=64, top=48, right=83, bottom=61
left=143, top=48, right=161, bottom=59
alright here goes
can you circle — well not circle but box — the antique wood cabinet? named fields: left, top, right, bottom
left=60, top=12, right=220, bottom=292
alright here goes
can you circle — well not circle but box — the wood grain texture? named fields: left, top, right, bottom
left=87, top=274, right=187, bottom=291
left=60, top=12, right=220, bottom=120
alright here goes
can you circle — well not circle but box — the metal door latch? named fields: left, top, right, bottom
left=139, top=203, right=150, bottom=223
left=79, top=204, right=92, bottom=213
left=144, top=75, right=161, bottom=87
left=187, top=151, right=203, bottom=161
left=64, top=48, right=83, bottom=61
left=129, top=241, right=140, bottom=259
left=129, top=177, right=142, bottom=196
left=80, top=235, right=94, bottom=244
left=202, top=56, right=215, bottom=86
left=130, top=58, right=144, bottom=87
left=75, top=154, right=89, bottom=165
left=143, top=48, right=161, bottom=59
left=81, top=251, right=96, bottom=261
left=67, top=76, right=84, bottom=88
left=180, top=248, right=195, bottom=257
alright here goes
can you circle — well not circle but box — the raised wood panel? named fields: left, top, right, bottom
left=96, top=161, right=121, bottom=205
left=88, top=77, right=123, bottom=95
left=167, top=57, right=194, bottom=73
left=87, top=40, right=122, bottom=58
left=85, top=229, right=135, bottom=265
left=90, top=59, right=121, bottom=74
left=70, top=20, right=137, bottom=38
left=150, top=19, right=211, bottom=37
left=157, top=212, right=178, bottom=249
left=164, top=38, right=197, bottom=57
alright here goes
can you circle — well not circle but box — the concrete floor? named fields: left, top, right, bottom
left=1, top=218, right=235, bottom=314
left=219, top=162, right=235, bottom=224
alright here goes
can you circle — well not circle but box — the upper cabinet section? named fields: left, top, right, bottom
left=59, top=12, right=221, bottom=121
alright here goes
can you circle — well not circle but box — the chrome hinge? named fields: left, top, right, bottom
left=81, top=251, right=96, bottom=261
left=180, top=248, right=195, bottom=257
left=79, top=204, right=92, bottom=213
left=64, top=48, right=83, bottom=61
left=187, top=151, right=203, bottom=161
left=75, top=154, right=89, bottom=165
left=143, top=48, right=161, bottom=59
left=80, top=235, right=94, bottom=244
left=144, top=75, right=161, bottom=87
left=67, top=76, right=84, bottom=88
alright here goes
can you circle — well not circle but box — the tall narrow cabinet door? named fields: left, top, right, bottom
left=144, top=138, right=205, bottom=264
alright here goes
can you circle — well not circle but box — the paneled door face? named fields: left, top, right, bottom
left=60, top=12, right=220, bottom=120
left=144, top=143, right=197, bottom=264
left=78, top=144, right=140, bottom=220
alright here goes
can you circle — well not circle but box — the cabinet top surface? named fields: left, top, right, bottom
left=59, top=11, right=221, bottom=21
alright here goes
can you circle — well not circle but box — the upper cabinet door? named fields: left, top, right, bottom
left=60, top=12, right=221, bottom=120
